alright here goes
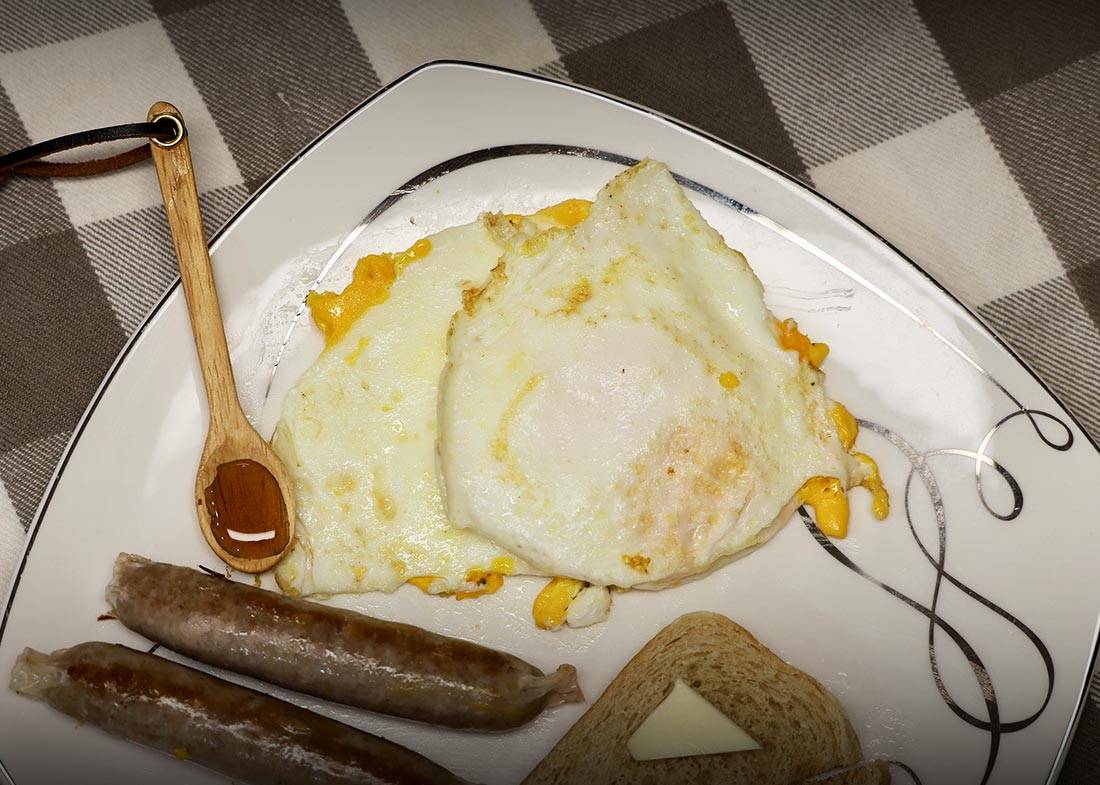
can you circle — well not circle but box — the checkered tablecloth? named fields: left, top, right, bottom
left=1, top=0, right=1098, bottom=778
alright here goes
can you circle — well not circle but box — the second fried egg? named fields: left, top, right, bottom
left=438, top=161, right=867, bottom=589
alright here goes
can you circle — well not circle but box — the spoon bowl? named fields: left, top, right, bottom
left=195, top=416, right=294, bottom=573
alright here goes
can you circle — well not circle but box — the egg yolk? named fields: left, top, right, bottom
left=798, top=476, right=850, bottom=538
left=408, top=557, right=515, bottom=600
left=308, top=238, right=432, bottom=347
left=533, top=577, right=584, bottom=630
left=776, top=318, right=829, bottom=369
left=455, top=569, right=505, bottom=600
left=505, top=198, right=593, bottom=230
left=536, top=198, right=591, bottom=228
left=718, top=371, right=740, bottom=390
left=454, top=558, right=516, bottom=600
left=798, top=407, right=890, bottom=536
left=854, top=452, right=890, bottom=520
left=830, top=402, right=858, bottom=451
left=408, top=575, right=440, bottom=593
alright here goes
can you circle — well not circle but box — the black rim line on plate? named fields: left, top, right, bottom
left=0, top=60, right=1095, bottom=785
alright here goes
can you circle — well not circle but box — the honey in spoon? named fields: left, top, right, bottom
left=203, top=459, right=290, bottom=561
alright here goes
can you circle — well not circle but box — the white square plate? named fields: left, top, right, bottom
left=2, top=62, right=1097, bottom=785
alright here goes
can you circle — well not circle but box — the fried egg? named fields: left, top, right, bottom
left=438, top=160, right=880, bottom=590
left=273, top=205, right=589, bottom=597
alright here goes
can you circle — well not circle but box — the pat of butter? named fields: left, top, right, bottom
left=627, top=679, right=760, bottom=761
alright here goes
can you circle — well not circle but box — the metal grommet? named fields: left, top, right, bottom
left=151, top=113, right=185, bottom=148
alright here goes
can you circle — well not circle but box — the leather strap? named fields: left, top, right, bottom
left=0, top=119, right=178, bottom=188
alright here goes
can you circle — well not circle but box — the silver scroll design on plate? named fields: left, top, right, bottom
left=801, top=406, right=1073, bottom=785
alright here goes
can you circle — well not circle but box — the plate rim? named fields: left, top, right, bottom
left=1, top=59, right=1096, bottom=784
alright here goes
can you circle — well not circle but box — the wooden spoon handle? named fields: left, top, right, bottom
left=148, top=102, right=242, bottom=430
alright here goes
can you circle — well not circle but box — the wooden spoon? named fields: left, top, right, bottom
left=148, top=101, right=294, bottom=573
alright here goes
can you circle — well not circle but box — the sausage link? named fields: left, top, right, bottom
left=10, top=642, right=473, bottom=785
left=106, top=553, right=582, bottom=730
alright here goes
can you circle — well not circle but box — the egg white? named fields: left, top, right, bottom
left=273, top=214, right=556, bottom=596
left=437, top=160, right=862, bottom=589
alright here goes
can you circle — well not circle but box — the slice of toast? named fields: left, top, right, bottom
left=523, top=612, right=889, bottom=785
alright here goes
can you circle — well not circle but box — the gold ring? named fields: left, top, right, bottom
left=151, top=113, right=185, bottom=148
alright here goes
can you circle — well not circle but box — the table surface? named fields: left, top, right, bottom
left=1, top=0, right=1098, bottom=781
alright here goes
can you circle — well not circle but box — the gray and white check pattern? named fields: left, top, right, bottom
left=1, top=0, right=1098, bottom=778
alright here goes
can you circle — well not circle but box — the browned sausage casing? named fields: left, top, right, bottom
left=106, top=553, right=582, bottom=730
left=9, top=642, right=472, bottom=785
